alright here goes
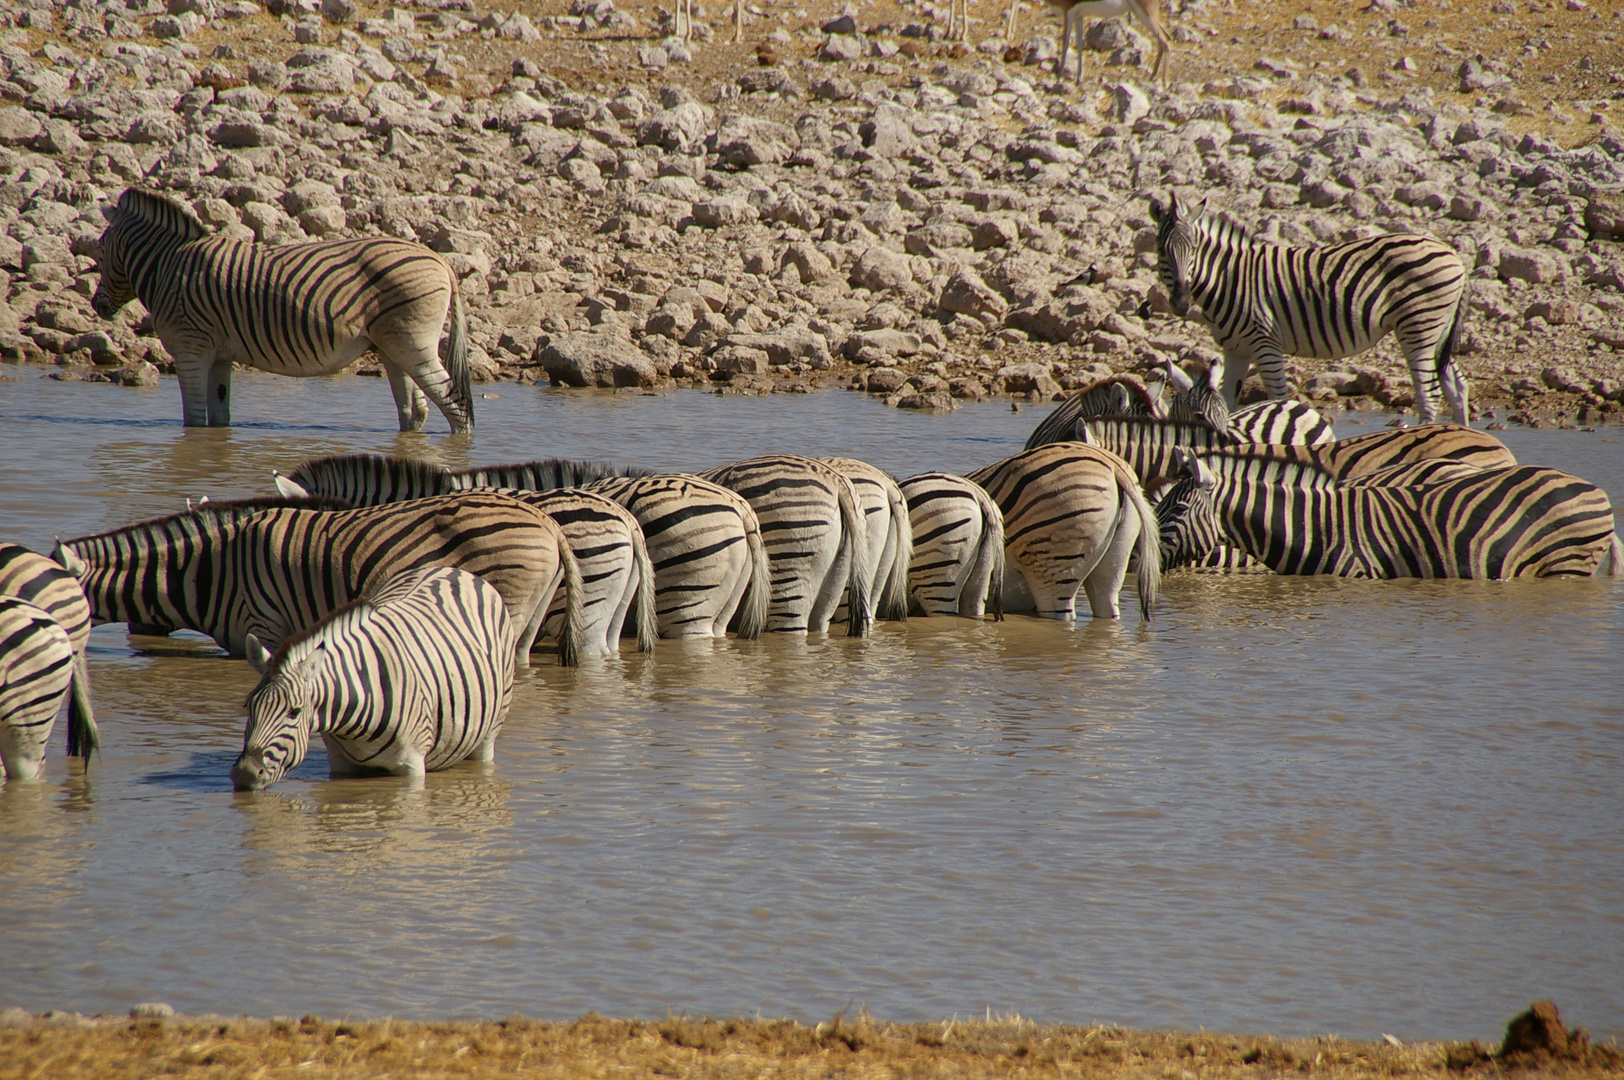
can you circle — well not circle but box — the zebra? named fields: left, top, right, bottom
left=1073, top=401, right=1339, bottom=491
left=1300, top=422, right=1514, bottom=477
left=967, top=444, right=1160, bottom=621
left=0, top=598, right=77, bottom=783
left=1160, top=449, right=1622, bottom=578
left=1024, top=373, right=1162, bottom=451
left=697, top=455, right=873, bottom=636
left=91, top=187, right=472, bottom=432
left=1225, top=399, right=1336, bottom=446
left=0, top=544, right=99, bottom=760
left=818, top=457, right=912, bottom=622
left=897, top=472, right=1005, bottom=619
left=231, top=566, right=514, bottom=790
left=272, top=455, right=656, bottom=657
left=56, top=492, right=581, bottom=666
left=1162, top=360, right=1231, bottom=432
left=1150, top=191, right=1471, bottom=424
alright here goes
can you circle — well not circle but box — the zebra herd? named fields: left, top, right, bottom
left=3, top=366, right=1617, bottom=789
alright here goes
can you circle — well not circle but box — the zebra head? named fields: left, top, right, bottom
left=91, top=188, right=208, bottom=320
left=1155, top=450, right=1222, bottom=569
left=233, top=633, right=323, bottom=791
left=1165, top=360, right=1231, bottom=434
left=1147, top=192, right=1202, bottom=319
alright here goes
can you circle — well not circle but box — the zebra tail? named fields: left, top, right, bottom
left=1602, top=532, right=1624, bottom=578
left=631, top=520, right=658, bottom=652
left=556, top=538, right=584, bottom=667
left=1122, top=470, right=1161, bottom=620
left=735, top=519, right=770, bottom=640
left=978, top=486, right=1007, bottom=622
left=880, top=486, right=913, bottom=621
left=838, top=480, right=874, bottom=638
left=446, top=278, right=473, bottom=431
left=66, top=649, right=101, bottom=761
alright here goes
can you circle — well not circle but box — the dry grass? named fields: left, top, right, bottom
left=2, top=1012, right=1621, bottom=1080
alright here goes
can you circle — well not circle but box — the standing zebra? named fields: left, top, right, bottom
left=697, top=455, right=873, bottom=636
left=898, top=472, right=1005, bottom=619
left=231, top=566, right=514, bottom=790
left=1160, top=449, right=1621, bottom=578
left=0, top=544, right=99, bottom=760
left=0, top=598, right=76, bottom=783
left=1150, top=191, right=1471, bottom=424
left=273, top=455, right=656, bottom=657
left=91, top=188, right=472, bottom=432
left=967, top=444, right=1160, bottom=621
left=818, top=457, right=912, bottom=623
left=56, top=493, right=580, bottom=666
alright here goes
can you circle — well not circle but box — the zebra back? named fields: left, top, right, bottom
left=0, top=597, right=76, bottom=782
left=1226, top=400, right=1336, bottom=446
left=277, top=454, right=455, bottom=504
left=1317, top=424, right=1515, bottom=478
left=452, top=458, right=654, bottom=491
left=1024, top=374, right=1162, bottom=450
left=0, top=543, right=98, bottom=758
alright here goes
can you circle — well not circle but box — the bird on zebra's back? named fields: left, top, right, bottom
left=1149, top=191, right=1472, bottom=425
left=90, top=188, right=474, bottom=433
left=231, top=566, right=514, bottom=791
left=1159, top=447, right=1623, bottom=579
left=0, top=598, right=77, bottom=783
left=967, top=443, right=1160, bottom=621
left=817, top=457, right=913, bottom=624
left=897, top=472, right=1005, bottom=619
left=697, top=455, right=874, bottom=637
left=0, top=543, right=99, bottom=762
left=55, top=492, right=582, bottom=667
left=273, top=454, right=657, bottom=658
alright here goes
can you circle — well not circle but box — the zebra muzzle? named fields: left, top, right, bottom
left=230, top=748, right=272, bottom=791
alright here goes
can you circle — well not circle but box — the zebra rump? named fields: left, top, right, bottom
left=898, top=472, right=1006, bottom=619
left=819, top=457, right=913, bottom=623
left=0, top=598, right=76, bottom=783
left=232, top=566, right=514, bottom=790
left=0, top=543, right=99, bottom=760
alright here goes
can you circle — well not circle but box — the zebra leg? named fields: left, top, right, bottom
left=174, top=356, right=212, bottom=427
left=374, top=340, right=471, bottom=434
left=1220, top=349, right=1252, bottom=407
left=205, top=357, right=233, bottom=426
left=1081, top=503, right=1139, bottom=620
left=384, top=363, right=431, bottom=433
left=1250, top=345, right=1292, bottom=401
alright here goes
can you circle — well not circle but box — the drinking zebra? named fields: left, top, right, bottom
left=0, top=544, right=99, bottom=759
left=91, top=188, right=473, bottom=432
left=1150, top=191, right=1471, bottom=424
left=1159, top=449, right=1622, bottom=578
left=697, top=455, right=873, bottom=636
left=967, top=444, right=1160, bottom=621
left=0, top=598, right=77, bottom=783
left=1024, top=373, right=1162, bottom=451
left=231, top=566, right=514, bottom=790
left=56, top=492, right=581, bottom=666
left=818, top=457, right=912, bottom=622
left=273, top=455, right=656, bottom=656
left=897, top=472, right=1005, bottom=619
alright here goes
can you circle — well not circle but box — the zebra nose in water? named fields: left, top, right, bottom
left=230, top=749, right=269, bottom=791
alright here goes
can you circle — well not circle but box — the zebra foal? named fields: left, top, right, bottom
left=0, top=598, right=76, bottom=782
left=1150, top=191, right=1471, bottom=424
left=0, top=544, right=99, bottom=760
left=231, top=567, right=514, bottom=790
left=897, top=472, right=1005, bottom=619
left=91, top=188, right=473, bottom=432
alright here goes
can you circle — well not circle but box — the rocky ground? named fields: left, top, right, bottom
left=2, top=0, right=1623, bottom=427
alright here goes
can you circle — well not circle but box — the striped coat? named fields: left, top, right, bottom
left=0, top=598, right=76, bottom=783
left=231, top=567, right=514, bottom=790
left=92, top=187, right=472, bottom=432
left=898, top=472, right=1005, bottom=618
left=818, top=457, right=912, bottom=622
left=0, top=544, right=99, bottom=759
left=968, top=444, right=1160, bottom=621
left=58, top=493, right=580, bottom=666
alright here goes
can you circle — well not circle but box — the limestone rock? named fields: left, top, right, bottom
left=539, top=331, right=659, bottom=387
left=849, top=246, right=912, bottom=292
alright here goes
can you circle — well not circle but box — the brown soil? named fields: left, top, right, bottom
left=4, top=1008, right=1621, bottom=1080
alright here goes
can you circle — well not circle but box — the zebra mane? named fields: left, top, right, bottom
left=113, top=187, right=208, bottom=244
left=451, top=458, right=654, bottom=491
left=287, top=453, right=454, bottom=495
left=264, top=593, right=371, bottom=678
left=65, top=495, right=346, bottom=544
left=1085, top=413, right=1234, bottom=441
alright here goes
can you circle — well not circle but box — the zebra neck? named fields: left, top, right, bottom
left=126, top=226, right=198, bottom=310
left=69, top=517, right=237, bottom=640
left=1213, top=477, right=1338, bottom=574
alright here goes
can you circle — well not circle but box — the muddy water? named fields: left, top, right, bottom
left=1, top=365, right=1620, bottom=1042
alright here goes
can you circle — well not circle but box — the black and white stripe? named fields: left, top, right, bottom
left=968, top=444, right=1160, bottom=621
left=57, top=493, right=581, bottom=666
left=1225, top=400, right=1336, bottom=447
left=92, top=187, right=472, bottom=432
left=1151, top=191, right=1471, bottom=424
left=1024, top=373, right=1162, bottom=451
left=697, top=455, right=873, bottom=636
left=0, top=597, right=77, bottom=783
left=898, top=472, right=1005, bottom=619
left=0, top=543, right=99, bottom=759
left=230, top=566, right=514, bottom=790
left=818, top=457, right=912, bottom=623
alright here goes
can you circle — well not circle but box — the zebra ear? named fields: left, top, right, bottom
left=1192, top=457, right=1217, bottom=490
left=1071, top=418, right=1097, bottom=446
left=1148, top=195, right=1165, bottom=224
left=1196, top=197, right=1208, bottom=218
left=1203, top=361, right=1223, bottom=394
left=273, top=471, right=310, bottom=498
left=1163, top=360, right=1194, bottom=392
left=52, top=541, right=86, bottom=577
left=245, top=634, right=274, bottom=675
